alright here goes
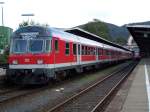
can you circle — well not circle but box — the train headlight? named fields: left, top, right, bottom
left=37, top=60, right=43, bottom=64
left=12, top=60, right=18, bottom=64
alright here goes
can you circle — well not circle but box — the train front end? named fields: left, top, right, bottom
left=7, top=26, right=53, bottom=85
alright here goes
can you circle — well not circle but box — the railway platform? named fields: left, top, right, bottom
left=120, top=58, right=149, bottom=112
left=106, top=58, right=150, bottom=112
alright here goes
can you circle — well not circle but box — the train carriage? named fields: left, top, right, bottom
left=7, top=26, right=133, bottom=84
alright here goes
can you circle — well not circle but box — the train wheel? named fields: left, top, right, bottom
left=54, top=71, right=67, bottom=82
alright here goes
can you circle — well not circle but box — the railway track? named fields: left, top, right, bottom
left=46, top=61, right=137, bottom=112
left=0, top=80, right=66, bottom=105
left=0, top=84, right=54, bottom=105
left=0, top=62, right=129, bottom=104
left=0, top=87, right=35, bottom=104
left=0, top=61, right=137, bottom=112
left=0, top=86, right=20, bottom=95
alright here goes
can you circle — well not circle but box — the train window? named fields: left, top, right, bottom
left=65, top=42, right=70, bottom=55
left=99, top=48, right=101, bottom=55
left=55, top=40, right=58, bottom=51
left=73, top=44, right=77, bottom=55
left=85, top=46, right=88, bottom=55
left=108, top=50, right=111, bottom=55
left=96, top=48, right=98, bottom=55
left=106, top=50, right=109, bottom=55
left=12, top=39, right=27, bottom=53
left=109, top=51, right=111, bottom=56
left=103, top=49, right=106, bottom=55
left=91, top=48, right=93, bottom=55
left=29, top=40, right=44, bottom=53
left=45, top=40, right=51, bottom=52
left=98, top=48, right=100, bottom=55
left=100, top=49, right=103, bottom=55
left=93, top=48, right=95, bottom=55
left=88, top=47, right=90, bottom=55
left=78, top=45, right=80, bottom=55
left=82, top=46, right=84, bottom=55
left=86, top=46, right=88, bottom=55
left=112, top=51, right=114, bottom=56
left=89, top=47, right=91, bottom=55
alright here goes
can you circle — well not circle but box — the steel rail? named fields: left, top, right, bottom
left=91, top=62, right=137, bottom=112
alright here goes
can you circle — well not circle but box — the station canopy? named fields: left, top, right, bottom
left=65, top=27, right=130, bottom=51
left=127, top=25, right=150, bottom=57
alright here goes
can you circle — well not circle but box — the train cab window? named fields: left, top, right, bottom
left=29, top=39, right=44, bottom=53
left=55, top=40, right=58, bottom=51
left=45, top=40, right=51, bottom=52
left=12, top=39, right=27, bottom=53
left=65, top=42, right=70, bottom=55
left=73, top=44, right=77, bottom=55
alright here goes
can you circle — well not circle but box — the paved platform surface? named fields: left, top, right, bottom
left=121, top=59, right=149, bottom=112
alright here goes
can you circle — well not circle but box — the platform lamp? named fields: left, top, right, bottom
left=21, top=13, right=34, bottom=25
left=0, top=2, right=4, bottom=26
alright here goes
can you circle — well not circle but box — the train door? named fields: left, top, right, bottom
left=53, top=38, right=59, bottom=68
left=77, top=44, right=81, bottom=65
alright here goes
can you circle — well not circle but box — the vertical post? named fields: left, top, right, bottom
left=2, top=6, right=3, bottom=26
left=0, top=2, right=4, bottom=26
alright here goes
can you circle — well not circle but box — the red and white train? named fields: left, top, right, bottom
left=6, top=26, right=133, bottom=84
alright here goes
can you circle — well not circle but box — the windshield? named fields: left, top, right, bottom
left=11, top=39, right=50, bottom=54
left=12, top=39, right=27, bottom=53
left=29, top=40, right=43, bottom=53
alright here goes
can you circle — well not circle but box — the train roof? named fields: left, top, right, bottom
left=51, top=28, right=103, bottom=47
left=12, top=26, right=52, bottom=38
left=51, top=28, right=130, bottom=52
left=65, top=27, right=131, bottom=52
left=12, top=26, right=131, bottom=53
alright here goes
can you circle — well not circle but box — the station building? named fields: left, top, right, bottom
left=0, top=26, right=12, bottom=54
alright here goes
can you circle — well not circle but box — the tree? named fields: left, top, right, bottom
left=114, top=37, right=127, bottom=45
left=19, top=20, right=49, bottom=28
left=19, top=21, right=30, bottom=28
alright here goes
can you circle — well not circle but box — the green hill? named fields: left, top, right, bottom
left=78, top=19, right=129, bottom=45
left=79, top=19, right=111, bottom=41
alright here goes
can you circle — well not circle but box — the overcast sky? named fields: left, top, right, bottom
left=0, top=0, right=150, bottom=30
